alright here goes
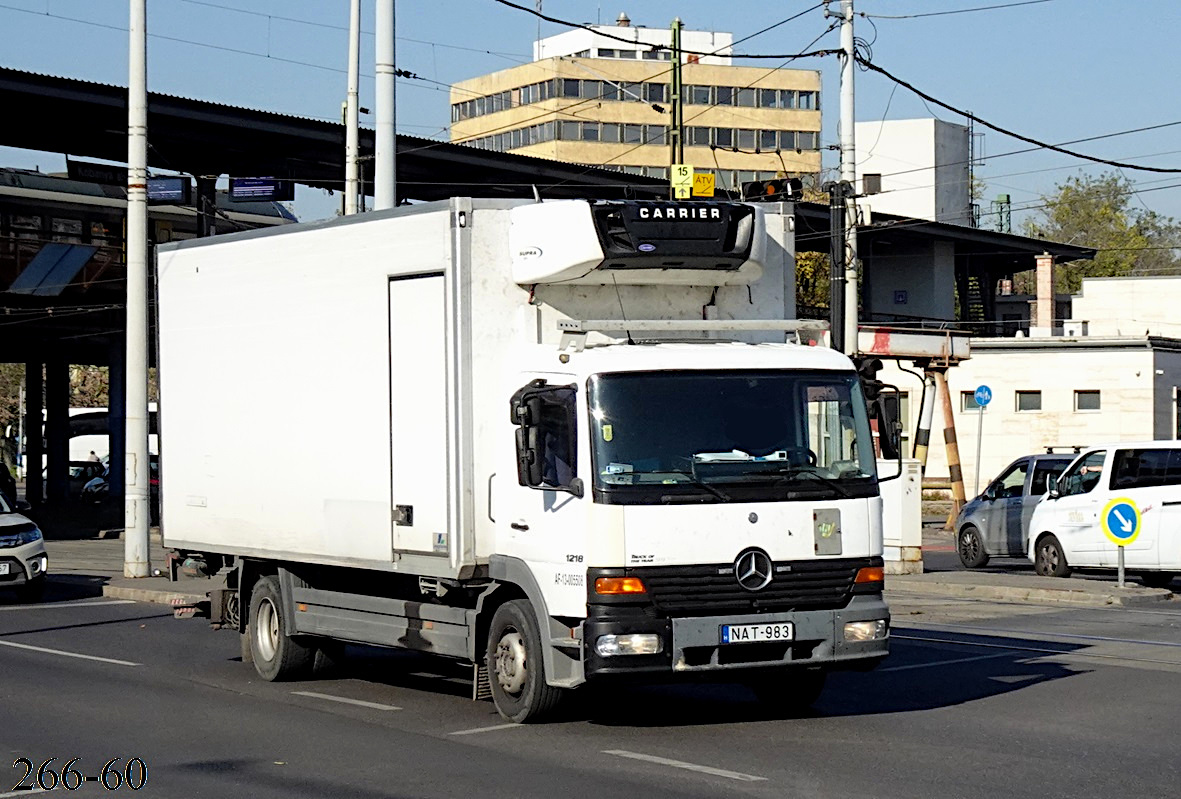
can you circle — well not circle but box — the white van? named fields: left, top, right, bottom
left=1027, top=441, right=1180, bottom=588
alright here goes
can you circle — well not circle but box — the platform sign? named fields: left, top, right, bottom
left=973, top=385, right=992, bottom=407
left=972, top=385, right=991, bottom=493
left=671, top=164, right=693, bottom=199
left=1102, top=497, right=1141, bottom=546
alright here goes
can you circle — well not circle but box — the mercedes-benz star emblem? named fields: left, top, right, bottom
left=734, top=548, right=774, bottom=592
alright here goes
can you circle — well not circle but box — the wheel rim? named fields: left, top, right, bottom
left=1039, top=542, right=1059, bottom=573
left=960, top=530, right=981, bottom=562
left=256, top=597, right=280, bottom=662
left=494, top=629, right=528, bottom=696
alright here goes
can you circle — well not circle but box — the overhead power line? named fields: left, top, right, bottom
left=491, top=0, right=839, bottom=60
left=862, top=0, right=1056, bottom=20
left=856, top=56, right=1181, bottom=174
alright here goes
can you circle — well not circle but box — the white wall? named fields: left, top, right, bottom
left=1071, top=276, right=1181, bottom=337
left=865, top=238, right=956, bottom=322
left=880, top=344, right=1161, bottom=490
left=855, top=118, right=971, bottom=225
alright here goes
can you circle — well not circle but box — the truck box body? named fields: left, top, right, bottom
left=157, top=198, right=889, bottom=721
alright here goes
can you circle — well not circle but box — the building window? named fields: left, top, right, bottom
left=736, top=88, right=757, bottom=107
left=961, top=391, right=988, bottom=412
left=597, top=48, right=616, bottom=58
left=644, top=125, right=667, bottom=146
left=688, top=126, right=710, bottom=146
left=715, top=86, right=734, bottom=106
left=797, top=131, right=819, bottom=150
left=617, top=49, right=636, bottom=59
left=559, top=120, right=580, bottom=141
left=713, top=128, right=733, bottom=148
left=600, top=123, right=621, bottom=143
left=737, top=129, right=756, bottom=150
left=622, top=124, right=643, bottom=144
left=581, top=121, right=600, bottom=142
left=643, top=82, right=667, bottom=103
left=1075, top=390, right=1101, bottom=411
left=759, top=88, right=779, bottom=108
left=780, top=89, right=797, bottom=109
left=798, top=91, right=817, bottom=109
left=760, top=130, right=778, bottom=151
left=1016, top=391, right=1042, bottom=412
left=561, top=79, right=581, bottom=99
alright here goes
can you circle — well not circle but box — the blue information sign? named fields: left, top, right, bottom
left=1102, top=498, right=1141, bottom=545
left=974, top=385, right=992, bottom=407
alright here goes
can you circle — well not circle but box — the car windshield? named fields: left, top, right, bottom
left=588, top=369, right=878, bottom=503
left=0, top=492, right=12, bottom=513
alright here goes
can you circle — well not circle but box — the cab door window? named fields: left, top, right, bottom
left=993, top=461, right=1028, bottom=499
left=1058, top=451, right=1107, bottom=496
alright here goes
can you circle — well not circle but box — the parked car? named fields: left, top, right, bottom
left=0, top=491, right=47, bottom=602
left=41, top=460, right=107, bottom=502
left=1029, top=442, right=1181, bottom=587
left=955, top=449, right=1075, bottom=568
left=80, top=456, right=159, bottom=524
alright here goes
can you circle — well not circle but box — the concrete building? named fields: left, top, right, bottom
left=450, top=13, right=822, bottom=190
left=854, top=118, right=972, bottom=226
left=881, top=274, right=1181, bottom=491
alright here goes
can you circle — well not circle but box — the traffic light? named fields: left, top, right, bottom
left=741, top=177, right=803, bottom=202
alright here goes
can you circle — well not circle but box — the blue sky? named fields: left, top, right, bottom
left=1, top=0, right=1178, bottom=227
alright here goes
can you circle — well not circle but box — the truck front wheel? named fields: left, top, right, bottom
left=486, top=599, right=565, bottom=723
left=249, top=575, right=314, bottom=681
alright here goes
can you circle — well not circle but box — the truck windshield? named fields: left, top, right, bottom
left=588, top=369, right=878, bottom=504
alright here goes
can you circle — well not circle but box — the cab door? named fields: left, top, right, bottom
left=1044, top=450, right=1108, bottom=567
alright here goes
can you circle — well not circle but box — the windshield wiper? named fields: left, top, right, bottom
left=633, top=470, right=731, bottom=502
left=767, top=468, right=854, bottom=498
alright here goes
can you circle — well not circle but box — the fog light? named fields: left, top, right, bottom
left=595, top=633, right=663, bottom=657
left=844, top=619, right=888, bottom=642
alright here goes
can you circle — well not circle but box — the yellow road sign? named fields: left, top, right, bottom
left=671, top=163, right=693, bottom=198
left=692, top=172, right=715, bottom=197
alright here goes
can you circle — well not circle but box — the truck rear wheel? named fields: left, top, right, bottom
left=486, top=599, right=565, bottom=723
left=748, top=667, right=827, bottom=715
left=249, top=575, right=314, bottom=681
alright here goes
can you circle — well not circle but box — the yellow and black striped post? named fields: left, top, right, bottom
left=912, top=370, right=937, bottom=475
left=933, top=369, right=966, bottom=529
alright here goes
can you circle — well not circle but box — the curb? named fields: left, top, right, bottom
left=102, top=584, right=206, bottom=606
left=886, top=579, right=1174, bottom=608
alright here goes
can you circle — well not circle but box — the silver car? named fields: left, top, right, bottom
left=0, top=492, right=48, bottom=602
left=955, top=451, right=1074, bottom=568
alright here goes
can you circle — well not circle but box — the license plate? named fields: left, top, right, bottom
left=0, top=563, right=9, bottom=575
left=720, top=622, right=794, bottom=644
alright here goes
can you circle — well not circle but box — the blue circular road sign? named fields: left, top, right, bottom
left=1102, top=497, right=1141, bottom=546
left=974, top=385, right=992, bottom=407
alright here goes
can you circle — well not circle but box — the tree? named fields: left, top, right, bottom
left=1021, top=172, right=1181, bottom=294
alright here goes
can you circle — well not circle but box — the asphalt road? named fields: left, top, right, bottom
left=3, top=579, right=1180, bottom=799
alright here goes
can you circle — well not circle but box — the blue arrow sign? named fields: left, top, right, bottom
left=974, top=385, right=992, bottom=407
left=1102, top=498, right=1140, bottom=545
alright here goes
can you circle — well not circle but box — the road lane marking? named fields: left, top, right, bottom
left=877, top=653, right=1013, bottom=672
left=0, top=599, right=136, bottom=612
left=603, top=750, right=767, bottom=782
left=0, top=639, right=139, bottom=666
left=448, top=723, right=528, bottom=736
left=0, top=788, right=50, bottom=797
left=291, top=691, right=401, bottom=711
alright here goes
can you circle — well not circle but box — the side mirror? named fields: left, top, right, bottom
left=510, top=380, right=581, bottom=497
left=982, top=485, right=997, bottom=501
left=1046, top=475, right=1060, bottom=499
left=875, top=382, right=905, bottom=482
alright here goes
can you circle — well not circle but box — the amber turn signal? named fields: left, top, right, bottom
left=854, top=566, right=884, bottom=584
left=594, top=576, right=647, bottom=595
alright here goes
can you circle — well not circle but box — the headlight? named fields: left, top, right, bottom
left=595, top=633, right=663, bottom=656
left=16, top=528, right=43, bottom=545
left=844, top=619, right=888, bottom=642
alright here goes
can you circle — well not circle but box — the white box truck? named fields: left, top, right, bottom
left=157, top=198, right=890, bottom=722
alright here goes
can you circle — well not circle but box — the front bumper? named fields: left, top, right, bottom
left=583, top=594, right=889, bottom=679
left=0, top=543, right=48, bottom=587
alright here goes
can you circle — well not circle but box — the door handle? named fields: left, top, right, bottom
left=511, top=521, right=530, bottom=531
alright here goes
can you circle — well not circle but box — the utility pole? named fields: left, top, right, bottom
left=667, top=16, right=685, bottom=193
left=834, top=0, right=860, bottom=356
left=344, top=0, right=361, bottom=215
left=125, top=0, right=151, bottom=578
left=374, top=0, right=397, bottom=210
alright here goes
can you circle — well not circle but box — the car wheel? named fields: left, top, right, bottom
left=1139, top=572, right=1176, bottom=589
left=957, top=525, right=989, bottom=568
left=1034, top=534, right=1071, bottom=578
left=486, top=599, right=566, bottom=723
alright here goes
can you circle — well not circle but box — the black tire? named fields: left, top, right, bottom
left=748, top=667, right=828, bottom=715
left=486, top=599, right=566, bottom=723
left=248, top=576, right=314, bottom=681
left=957, top=525, right=990, bottom=569
left=1034, top=534, right=1071, bottom=578
left=1139, top=572, right=1176, bottom=589
left=14, top=576, right=45, bottom=603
